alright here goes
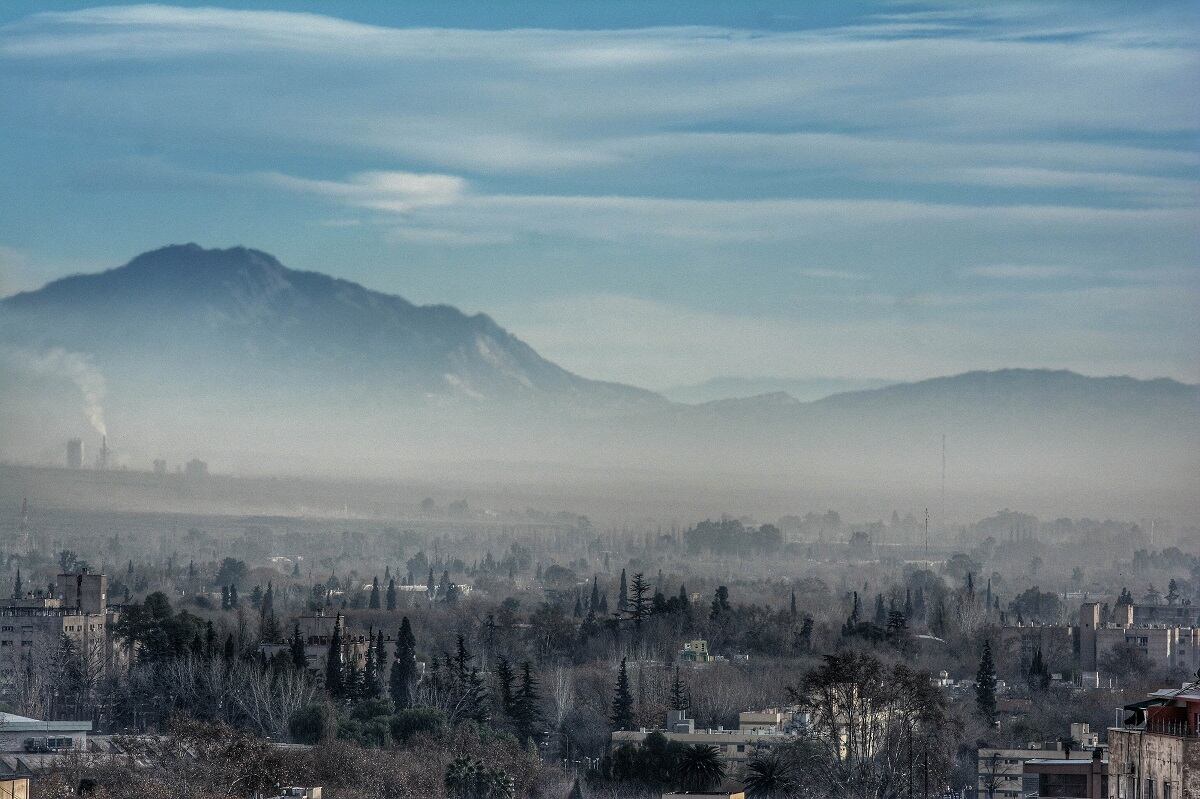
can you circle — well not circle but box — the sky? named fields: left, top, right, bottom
left=0, top=1, right=1197, bottom=391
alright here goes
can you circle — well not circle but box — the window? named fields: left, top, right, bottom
left=1164, top=782, right=1171, bottom=799
left=1146, top=778, right=1156, bottom=799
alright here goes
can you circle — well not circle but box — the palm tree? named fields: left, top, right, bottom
left=678, top=744, right=726, bottom=793
left=744, top=754, right=797, bottom=798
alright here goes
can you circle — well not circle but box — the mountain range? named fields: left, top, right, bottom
left=1, top=244, right=1196, bottom=518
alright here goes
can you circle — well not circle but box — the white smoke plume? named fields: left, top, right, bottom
left=3, top=347, right=108, bottom=437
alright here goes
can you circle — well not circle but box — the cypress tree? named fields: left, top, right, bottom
left=669, top=666, right=689, bottom=711
left=976, top=640, right=997, bottom=721
left=874, top=593, right=887, bottom=626
left=204, top=620, right=217, bottom=658
left=290, top=622, right=307, bottom=670
left=590, top=576, right=601, bottom=610
left=386, top=578, right=397, bottom=611
left=369, top=576, right=381, bottom=610
left=390, top=616, right=418, bottom=709
left=326, top=615, right=344, bottom=698
left=790, top=590, right=797, bottom=619
left=610, top=658, right=634, bottom=731
left=618, top=569, right=628, bottom=612
left=11, top=569, right=20, bottom=600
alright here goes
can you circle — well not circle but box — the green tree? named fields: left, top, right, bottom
left=610, top=658, right=634, bottom=731
left=390, top=616, right=417, bottom=709
left=511, top=660, right=541, bottom=744
left=386, top=578, right=397, bottom=611
left=976, top=640, right=997, bottom=721
left=289, top=622, right=307, bottom=670
left=677, top=744, right=725, bottom=792
left=369, top=576, right=381, bottom=610
left=669, top=666, right=689, bottom=711
left=744, top=754, right=797, bottom=798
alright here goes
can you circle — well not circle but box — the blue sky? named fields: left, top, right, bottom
left=0, top=1, right=1197, bottom=389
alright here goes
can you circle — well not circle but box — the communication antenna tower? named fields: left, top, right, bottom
left=924, top=507, right=929, bottom=561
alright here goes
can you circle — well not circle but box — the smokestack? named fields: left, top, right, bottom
left=98, top=435, right=109, bottom=470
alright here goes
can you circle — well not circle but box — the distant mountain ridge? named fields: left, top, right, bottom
left=1, top=244, right=1196, bottom=518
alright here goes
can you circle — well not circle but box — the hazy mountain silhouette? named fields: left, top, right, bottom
left=0, top=244, right=663, bottom=410
left=1, top=244, right=1196, bottom=519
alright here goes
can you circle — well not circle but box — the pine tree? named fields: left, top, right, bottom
left=976, top=640, right=997, bottom=721
left=512, top=661, right=541, bottom=744
left=11, top=568, right=20, bottom=600
left=494, top=656, right=516, bottom=718
left=290, top=622, right=307, bottom=670
left=369, top=576, right=381, bottom=610
left=204, top=620, right=216, bottom=658
left=221, top=585, right=230, bottom=610
left=599, top=593, right=609, bottom=614
left=679, top=584, right=690, bottom=611
left=669, top=666, right=689, bottom=711
left=610, top=658, right=634, bottom=731
left=386, top=578, right=397, bottom=611
left=618, top=569, right=628, bottom=613
left=573, top=592, right=583, bottom=618
left=790, top=590, right=797, bottom=619
left=874, top=593, right=886, bottom=626
left=590, top=576, right=601, bottom=610
left=797, top=616, right=814, bottom=651
left=390, top=616, right=417, bottom=709
left=229, top=585, right=240, bottom=608
left=628, top=572, right=651, bottom=628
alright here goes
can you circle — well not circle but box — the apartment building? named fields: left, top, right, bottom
left=1108, top=685, right=1200, bottom=799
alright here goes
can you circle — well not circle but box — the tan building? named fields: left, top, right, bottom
left=0, top=571, right=124, bottom=697
left=1080, top=603, right=1200, bottom=675
left=978, top=725, right=1103, bottom=799
left=612, top=709, right=799, bottom=766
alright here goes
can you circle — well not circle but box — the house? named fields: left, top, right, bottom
left=679, top=640, right=713, bottom=664
left=1107, top=684, right=1200, bottom=799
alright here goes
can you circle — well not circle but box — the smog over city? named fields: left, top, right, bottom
left=0, top=2, right=1197, bottom=798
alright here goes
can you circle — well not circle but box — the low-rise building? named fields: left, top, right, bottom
left=612, top=709, right=799, bottom=766
left=977, top=725, right=1103, bottom=799
left=1025, top=749, right=1108, bottom=799
left=0, top=712, right=91, bottom=754
left=1107, top=684, right=1200, bottom=799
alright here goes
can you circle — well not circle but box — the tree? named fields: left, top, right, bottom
left=369, top=576, right=381, bottom=610
left=325, top=614, right=344, bottom=698
left=494, top=656, right=516, bottom=719
left=445, top=757, right=515, bottom=799
left=669, top=666, right=689, bottom=711
left=618, top=569, right=628, bottom=613
left=976, top=640, right=997, bottom=721
left=610, top=658, right=634, bottom=731
left=386, top=578, right=397, bottom=611
left=744, top=754, right=797, bottom=798
left=12, top=568, right=21, bottom=599
left=289, top=622, right=307, bottom=670
left=1099, top=642, right=1152, bottom=680
left=512, top=660, right=541, bottom=744
left=710, top=586, right=731, bottom=620
left=628, top=572, right=652, bottom=628
left=390, top=616, right=417, bottom=709
left=677, top=744, right=725, bottom=792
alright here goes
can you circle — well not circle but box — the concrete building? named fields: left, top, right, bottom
left=0, top=571, right=124, bottom=698
left=1025, top=749, right=1108, bottom=799
left=978, top=725, right=1103, bottom=799
left=1080, top=603, right=1200, bottom=675
left=612, top=709, right=800, bottom=766
left=1108, top=685, right=1200, bottom=799
left=0, top=712, right=91, bottom=753
left=998, top=622, right=1075, bottom=672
